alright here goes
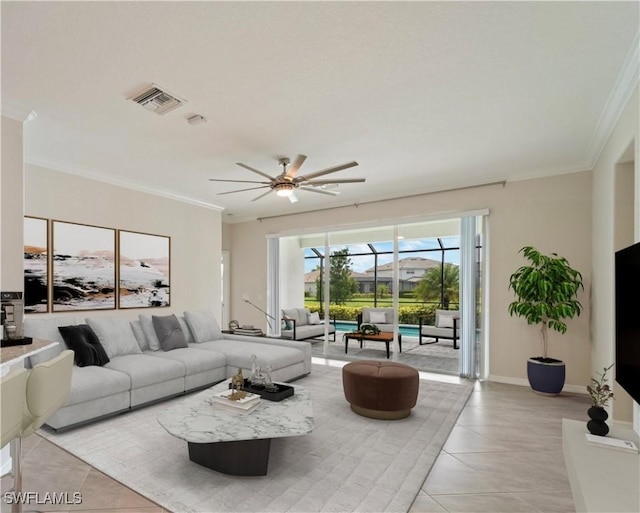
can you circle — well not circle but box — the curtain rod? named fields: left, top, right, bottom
left=257, top=180, right=506, bottom=222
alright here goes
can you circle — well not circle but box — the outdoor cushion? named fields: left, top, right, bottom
left=362, top=308, right=393, bottom=324
left=86, top=317, right=142, bottom=358
left=295, top=308, right=310, bottom=326
left=184, top=310, right=223, bottom=343
left=308, top=311, right=320, bottom=324
left=435, top=309, right=459, bottom=328
left=282, top=308, right=300, bottom=326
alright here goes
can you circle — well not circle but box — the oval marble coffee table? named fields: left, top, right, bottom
left=157, top=380, right=314, bottom=476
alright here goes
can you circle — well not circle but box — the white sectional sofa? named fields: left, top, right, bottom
left=24, top=311, right=312, bottom=431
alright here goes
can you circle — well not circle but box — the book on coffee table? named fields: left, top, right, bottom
left=212, top=390, right=261, bottom=413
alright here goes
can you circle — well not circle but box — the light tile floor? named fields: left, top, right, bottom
left=1, top=370, right=590, bottom=513
left=409, top=380, right=591, bottom=513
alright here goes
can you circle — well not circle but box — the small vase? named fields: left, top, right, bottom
left=587, top=406, right=609, bottom=436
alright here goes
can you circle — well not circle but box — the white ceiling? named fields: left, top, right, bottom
left=2, top=1, right=638, bottom=223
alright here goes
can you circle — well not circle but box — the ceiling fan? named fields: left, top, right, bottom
left=209, top=155, right=365, bottom=203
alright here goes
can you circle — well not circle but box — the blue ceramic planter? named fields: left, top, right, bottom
left=527, top=358, right=565, bottom=395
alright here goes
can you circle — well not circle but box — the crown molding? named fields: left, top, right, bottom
left=0, top=102, right=38, bottom=123
left=25, top=157, right=225, bottom=212
left=587, top=30, right=640, bottom=167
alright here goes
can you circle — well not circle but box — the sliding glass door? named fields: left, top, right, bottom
left=270, top=212, right=487, bottom=377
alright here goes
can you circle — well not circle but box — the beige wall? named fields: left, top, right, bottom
left=25, top=164, right=223, bottom=321
left=228, top=171, right=593, bottom=388
left=592, top=86, right=639, bottom=425
left=1, top=115, right=25, bottom=291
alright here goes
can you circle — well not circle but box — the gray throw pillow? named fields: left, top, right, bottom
left=152, top=314, right=188, bottom=351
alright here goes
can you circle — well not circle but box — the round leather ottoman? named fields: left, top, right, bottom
left=342, top=361, right=419, bottom=420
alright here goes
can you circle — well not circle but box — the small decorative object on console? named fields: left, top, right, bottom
left=586, top=363, right=615, bottom=436
left=228, top=320, right=240, bottom=331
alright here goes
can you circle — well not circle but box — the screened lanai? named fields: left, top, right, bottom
left=271, top=215, right=486, bottom=378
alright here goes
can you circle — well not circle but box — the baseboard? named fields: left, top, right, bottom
left=488, top=374, right=587, bottom=394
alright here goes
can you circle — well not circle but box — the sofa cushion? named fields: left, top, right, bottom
left=105, top=354, right=184, bottom=388
left=191, top=340, right=304, bottom=372
left=145, top=347, right=226, bottom=376
left=86, top=317, right=142, bottom=359
left=152, top=314, right=188, bottom=351
left=177, top=316, right=194, bottom=344
left=63, top=365, right=131, bottom=405
left=308, top=311, right=320, bottom=324
left=130, top=320, right=148, bottom=351
left=58, top=324, right=110, bottom=367
left=139, top=314, right=161, bottom=351
left=184, top=310, right=223, bottom=343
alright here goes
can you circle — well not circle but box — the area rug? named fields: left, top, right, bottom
left=39, top=363, right=473, bottom=513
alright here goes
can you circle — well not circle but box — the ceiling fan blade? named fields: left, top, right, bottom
left=299, top=186, right=340, bottom=196
left=217, top=186, right=270, bottom=195
left=252, top=188, right=275, bottom=202
left=284, top=154, right=307, bottom=179
left=295, top=161, right=359, bottom=182
left=209, top=178, right=271, bottom=184
left=304, top=178, right=366, bottom=185
left=236, top=162, right=277, bottom=180
left=288, top=191, right=299, bottom=204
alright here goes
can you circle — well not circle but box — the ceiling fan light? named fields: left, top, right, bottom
left=275, top=183, right=295, bottom=197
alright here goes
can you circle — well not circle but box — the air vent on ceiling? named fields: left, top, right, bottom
left=128, top=84, right=186, bottom=115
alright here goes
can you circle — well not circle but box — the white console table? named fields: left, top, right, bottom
left=563, top=418, right=639, bottom=513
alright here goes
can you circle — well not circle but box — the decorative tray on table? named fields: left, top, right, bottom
left=228, top=379, right=294, bottom=402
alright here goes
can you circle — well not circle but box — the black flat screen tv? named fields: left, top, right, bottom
left=615, top=242, right=640, bottom=405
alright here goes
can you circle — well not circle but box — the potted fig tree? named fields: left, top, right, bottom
left=508, top=246, right=584, bottom=395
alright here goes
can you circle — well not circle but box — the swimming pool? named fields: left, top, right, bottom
left=333, top=320, right=420, bottom=338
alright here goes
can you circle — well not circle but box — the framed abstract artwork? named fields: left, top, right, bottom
left=118, top=230, right=170, bottom=308
left=52, top=221, right=116, bottom=311
left=23, top=216, right=49, bottom=313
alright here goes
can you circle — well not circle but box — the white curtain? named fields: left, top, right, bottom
left=267, top=237, right=280, bottom=336
left=460, top=216, right=478, bottom=378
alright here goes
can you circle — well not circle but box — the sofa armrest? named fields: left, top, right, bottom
left=282, top=317, right=297, bottom=340
left=357, top=313, right=363, bottom=329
